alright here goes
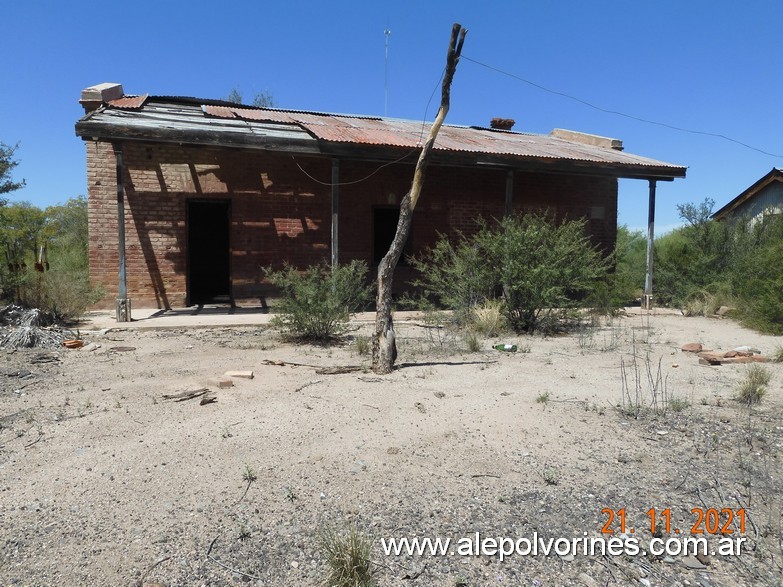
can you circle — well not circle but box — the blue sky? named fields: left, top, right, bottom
left=2, top=1, right=782, bottom=234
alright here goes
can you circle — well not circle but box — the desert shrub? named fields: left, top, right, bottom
left=681, top=283, right=736, bottom=317
left=409, top=233, right=495, bottom=322
left=412, top=214, right=609, bottom=333
left=735, top=364, right=771, bottom=406
left=1, top=196, right=101, bottom=321
left=611, top=225, right=646, bottom=304
left=476, top=214, right=610, bottom=332
left=320, top=525, right=374, bottom=587
left=265, top=261, right=370, bottom=341
left=728, top=215, right=783, bottom=334
left=469, top=299, right=507, bottom=337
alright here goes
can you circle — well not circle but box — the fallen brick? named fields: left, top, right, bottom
left=224, top=370, right=254, bottom=379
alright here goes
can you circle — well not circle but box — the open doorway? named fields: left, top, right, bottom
left=186, top=200, right=232, bottom=306
left=373, top=206, right=412, bottom=264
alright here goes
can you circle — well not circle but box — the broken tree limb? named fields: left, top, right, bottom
left=372, top=23, right=467, bottom=375
left=162, top=388, right=210, bottom=402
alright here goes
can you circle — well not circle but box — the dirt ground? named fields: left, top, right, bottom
left=1, top=309, right=781, bottom=587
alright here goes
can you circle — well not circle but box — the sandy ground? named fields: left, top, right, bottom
left=0, top=309, right=781, bottom=587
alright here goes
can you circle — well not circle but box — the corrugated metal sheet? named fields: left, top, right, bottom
left=205, top=105, right=682, bottom=169
left=108, top=94, right=149, bottom=109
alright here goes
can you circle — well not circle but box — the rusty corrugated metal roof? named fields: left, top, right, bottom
left=108, top=94, right=149, bottom=109
left=201, top=104, right=682, bottom=170
left=77, top=96, right=686, bottom=178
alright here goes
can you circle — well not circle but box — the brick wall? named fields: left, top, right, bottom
left=85, top=140, right=617, bottom=308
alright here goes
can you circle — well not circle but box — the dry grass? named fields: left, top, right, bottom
left=320, top=525, right=374, bottom=587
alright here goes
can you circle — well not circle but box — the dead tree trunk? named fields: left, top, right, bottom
left=372, top=23, right=467, bottom=374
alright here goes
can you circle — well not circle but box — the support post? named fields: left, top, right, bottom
left=504, top=170, right=514, bottom=217
left=643, top=179, right=657, bottom=310
left=331, top=159, right=339, bottom=269
left=113, top=144, right=131, bottom=322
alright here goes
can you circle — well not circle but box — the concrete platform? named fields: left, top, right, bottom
left=78, top=306, right=418, bottom=331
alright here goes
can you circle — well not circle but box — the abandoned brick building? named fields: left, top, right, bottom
left=75, top=82, right=686, bottom=314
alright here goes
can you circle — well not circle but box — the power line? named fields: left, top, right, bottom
left=462, top=54, right=783, bottom=159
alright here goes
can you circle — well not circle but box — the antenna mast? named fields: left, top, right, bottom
left=384, top=27, right=391, bottom=116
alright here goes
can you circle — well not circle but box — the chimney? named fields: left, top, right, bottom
left=490, top=118, right=515, bottom=131
left=79, top=82, right=124, bottom=113
left=550, top=128, right=623, bottom=151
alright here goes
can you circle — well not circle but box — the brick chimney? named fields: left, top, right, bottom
left=490, top=118, right=515, bottom=131
left=79, top=82, right=124, bottom=113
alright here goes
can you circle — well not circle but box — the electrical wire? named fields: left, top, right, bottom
left=462, top=54, right=783, bottom=159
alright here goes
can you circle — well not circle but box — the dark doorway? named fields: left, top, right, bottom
left=373, top=207, right=412, bottom=264
left=187, top=200, right=232, bottom=306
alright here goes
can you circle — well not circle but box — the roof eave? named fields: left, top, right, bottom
left=712, top=168, right=783, bottom=220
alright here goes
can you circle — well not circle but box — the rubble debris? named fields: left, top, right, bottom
left=0, top=304, right=73, bottom=349
left=698, top=351, right=769, bottom=365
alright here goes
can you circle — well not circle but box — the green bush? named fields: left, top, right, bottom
left=1, top=196, right=101, bottom=321
left=265, top=261, right=370, bottom=341
left=412, top=214, right=609, bottom=333
left=410, top=233, right=495, bottom=322
left=476, top=214, right=609, bottom=332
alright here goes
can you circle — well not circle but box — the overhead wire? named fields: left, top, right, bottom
left=292, top=65, right=448, bottom=187
left=461, top=54, right=783, bottom=159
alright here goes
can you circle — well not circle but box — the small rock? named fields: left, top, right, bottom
left=716, top=306, right=734, bottom=316
left=559, top=553, right=574, bottom=562
left=682, top=343, right=703, bottom=353
left=433, top=391, right=446, bottom=399
left=290, top=560, right=299, bottom=568
left=414, top=402, right=426, bottom=413
left=681, top=554, right=707, bottom=570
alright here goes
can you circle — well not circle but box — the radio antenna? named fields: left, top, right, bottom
left=384, top=27, right=391, bottom=116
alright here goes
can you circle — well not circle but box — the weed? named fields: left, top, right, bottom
left=242, top=465, right=257, bottom=484
left=536, top=392, right=550, bottom=404
left=619, top=335, right=671, bottom=418
left=354, top=335, right=371, bottom=356
left=770, top=345, right=783, bottom=363
left=320, top=524, right=374, bottom=587
left=542, top=467, right=560, bottom=486
left=736, top=364, right=771, bottom=406
left=238, top=525, right=251, bottom=541
left=668, top=397, right=690, bottom=413
left=285, top=485, right=298, bottom=503
left=221, top=426, right=233, bottom=439
left=24, top=410, right=36, bottom=425
left=237, top=465, right=257, bottom=504
left=465, top=330, right=480, bottom=352
left=470, top=299, right=508, bottom=337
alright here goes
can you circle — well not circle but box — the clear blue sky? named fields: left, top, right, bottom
left=2, top=1, right=782, bottom=234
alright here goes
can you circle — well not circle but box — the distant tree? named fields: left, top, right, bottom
left=226, top=88, right=243, bottom=104
left=0, top=142, right=25, bottom=205
left=252, top=90, right=275, bottom=108
left=226, top=88, right=276, bottom=108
